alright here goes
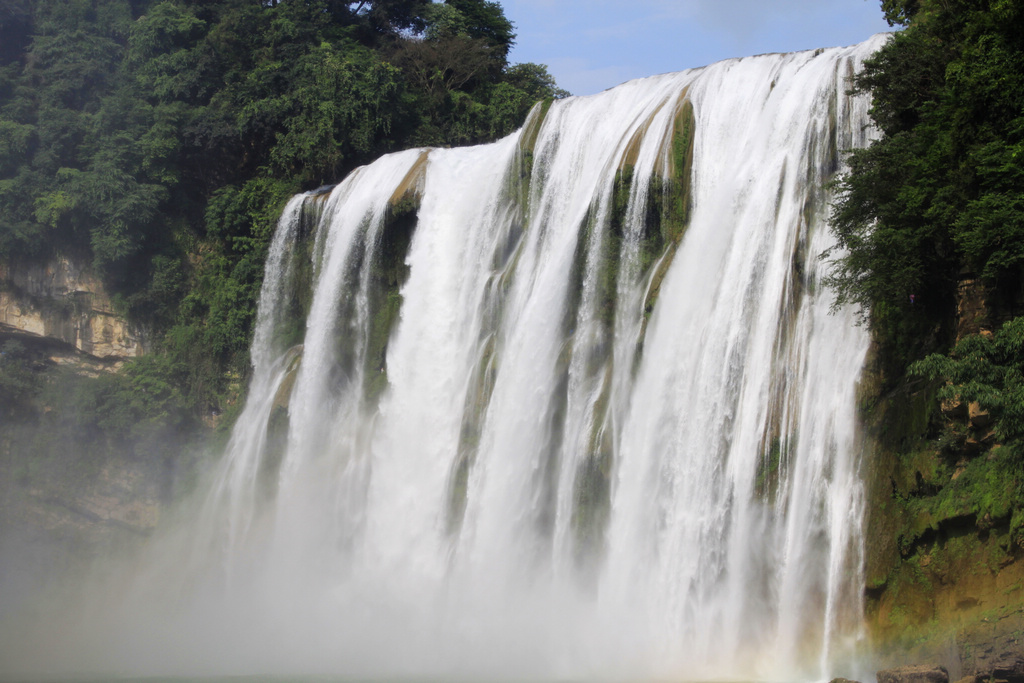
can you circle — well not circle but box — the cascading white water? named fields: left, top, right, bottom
left=56, top=35, right=887, bottom=681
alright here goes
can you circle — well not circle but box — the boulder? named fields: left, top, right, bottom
left=969, top=401, right=993, bottom=429
left=877, top=665, right=949, bottom=683
left=989, top=653, right=1024, bottom=683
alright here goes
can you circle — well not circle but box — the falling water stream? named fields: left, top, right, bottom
left=3, top=35, right=888, bottom=682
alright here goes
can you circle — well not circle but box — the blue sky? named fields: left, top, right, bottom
left=500, top=0, right=894, bottom=96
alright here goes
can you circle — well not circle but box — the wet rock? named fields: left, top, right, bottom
left=877, top=664, right=949, bottom=683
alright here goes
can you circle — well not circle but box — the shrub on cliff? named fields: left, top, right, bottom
left=912, top=318, right=1024, bottom=453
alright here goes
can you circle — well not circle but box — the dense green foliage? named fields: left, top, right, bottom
left=906, top=319, right=1024, bottom=541
left=827, top=0, right=1024, bottom=376
left=912, top=319, right=1024, bottom=452
left=0, top=0, right=566, bottom=424
left=895, top=317, right=1024, bottom=549
left=841, top=1, right=1024, bottom=632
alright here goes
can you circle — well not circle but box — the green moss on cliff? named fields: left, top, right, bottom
left=511, top=97, right=555, bottom=214
left=447, top=336, right=498, bottom=535
left=641, top=99, right=695, bottom=327
left=363, top=193, right=419, bottom=406
left=861, top=331, right=1024, bottom=670
left=571, top=366, right=614, bottom=569
left=665, top=99, right=695, bottom=245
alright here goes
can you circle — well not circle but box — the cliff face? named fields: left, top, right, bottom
left=0, top=258, right=143, bottom=361
left=0, top=256, right=170, bottom=600
left=0, top=444, right=164, bottom=548
left=0, top=428, right=167, bottom=623
left=862, top=277, right=1024, bottom=678
left=864, top=412, right=1024, bottom=677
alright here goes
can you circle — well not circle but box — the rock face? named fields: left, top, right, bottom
left=988, top=654, right=1024, bottom=683
left=875, top=652, right=1024, bottom=683
left=0, top=256, right=157, bottom=599
left=0, top=257, right=143, bottom=360
left=956, top=277, right=988, bottom=342
left=0, top=437, right=166, bottom=609
left=859, top=350, right=1024, bottom=679
left=878, top=665, right=950, bottom=683
left=10, top=460, right=163, bottom=539
left=960, top=637, right=1024, bottom=683
left=968, top=401, right=993, bottom=429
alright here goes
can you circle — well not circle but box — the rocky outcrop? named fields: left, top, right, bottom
left=20, top=461, right=162, bottom=538
left=875, top=653, right=1024, bottom=683
left=858, top=340, right=1024, bottom=679
left=968, top=401, right=993, bottom=429
left=956, top=277, right=988, bottom=342
left=0, top=257, right=143, bottom=361
left=878, top=665, right=949, bottom=683
left=0, top=435, right=166, bottom=582
left=957, top=625, right=1024, bottom=683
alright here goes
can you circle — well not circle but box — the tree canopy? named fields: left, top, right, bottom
left=0, top=0, right=567, bottom=413
left=827, top=0, right=1024, bottom=376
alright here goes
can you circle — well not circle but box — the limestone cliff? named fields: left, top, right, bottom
left=0, top=257, right=143, bottom=362
left=0, top=256, right=171, bottom=595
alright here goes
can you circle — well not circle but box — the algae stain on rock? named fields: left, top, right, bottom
left=640, top=95, right=696, bottom=339
left=365, top=153, right=428, bottom=406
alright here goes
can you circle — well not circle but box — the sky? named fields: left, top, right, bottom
left=500, top=0, right=894, bottom=96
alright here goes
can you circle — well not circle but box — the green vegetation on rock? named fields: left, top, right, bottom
left=833, top=0, right=1024, bottom=665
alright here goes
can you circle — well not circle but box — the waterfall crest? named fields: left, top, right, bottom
left=140, top=35, right=886, bottom=680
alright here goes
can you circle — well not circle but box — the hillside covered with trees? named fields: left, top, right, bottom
left=0, top=0, right=567, bottom=472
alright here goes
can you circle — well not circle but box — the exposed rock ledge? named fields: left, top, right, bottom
left=877, top=665, right=950, bottom=683
left=876, top=655, right=1024, bottom=683
left=0, top=257, right=143, bottom=360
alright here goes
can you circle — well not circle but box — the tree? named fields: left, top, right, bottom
left=827, top=0, right=1024, bottom=376
left=912, top=318, right=1024, bottom=451
left=880, top=0, right=918, bottom=26
left=444, top=0, right=515, bottom=62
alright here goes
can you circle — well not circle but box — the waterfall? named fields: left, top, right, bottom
left=133, top=35, right=885, bottom=681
